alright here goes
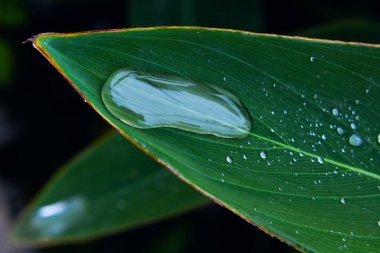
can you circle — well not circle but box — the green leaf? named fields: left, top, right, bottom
left=31, top=27, right=380, bottom=252
left=12, top=131, right=208, bottom=245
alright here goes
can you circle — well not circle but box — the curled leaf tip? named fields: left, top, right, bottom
left=22, top=35, right=37, bottom=45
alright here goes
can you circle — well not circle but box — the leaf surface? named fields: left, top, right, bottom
left=31, top=27, right=380, bottom=252
left=12, top=131, right=208, bottom=245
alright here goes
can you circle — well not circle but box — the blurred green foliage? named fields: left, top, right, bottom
left=129, top=0, right=263, bottom=31
left=0, top=39, right=14, bottom=88
left=0, top=0, right=27, bottom=28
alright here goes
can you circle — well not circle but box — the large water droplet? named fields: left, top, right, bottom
left=102, top=69, right=251, bottom=138
left=349, top=134, right=363, bottom=147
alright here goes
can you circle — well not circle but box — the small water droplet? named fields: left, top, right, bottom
left=350, top=123, right=357, bottom=130
left=332, top=108, right=340, bottom=116
left=260, top=151, right=267, bottom=159
left=226, top=156, right=233, bottom=164
left=349, top=134, right=363, bottom=147
left=378, top=221, right=380, bottom=226
left=243, top=154, right=248, bottom=160
left=310, top=56, right=315, bottom=62
left=101, top=69, right=251, bottom=138
left=317, top=156, right=324, bottom=164
left=341, top=198, right=346, bottom=205
left=322, top=134, right=327, bottom=140
left=355, top=99, right=360, bottom=105
left=377, top=134, right=380, bottom=143
left=337, top=127, right=344, bottom=135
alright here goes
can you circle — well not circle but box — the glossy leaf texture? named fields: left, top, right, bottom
left=31, top=27, right=380, bottom=252
left=12, top=131, right=208, bottom=245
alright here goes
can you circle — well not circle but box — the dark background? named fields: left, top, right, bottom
left=1, top=0, right=380, bottom=252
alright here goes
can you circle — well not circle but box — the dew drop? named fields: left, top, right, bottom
left=260, top=151, right=267, bottom=159
left=378, top=221, right=380, bottom=226
left=243, top=154, right=248, bottom=160
left=317, top=156, right=324, bottom=164
left=101, top=69, right=251, bottom=138
left=332, top=108, right=340, bottom=116
left=226, top=156, right=233, bottom=164
left=350, top=123, right=357, bottom=130
left=310, top=56, right=315, bottom=62
left=337, top=127, right=344, bottom=135
left=355, top=99, right=360, bottom=105
left=322, top=134, right=327, bottom=140
left=377, top=134, right=380, bottom=144
left=349, top=134, right=363, bottom=147
left=341, top=198, right=346, bottom=205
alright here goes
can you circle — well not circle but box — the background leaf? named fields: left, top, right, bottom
left=31, top=27, right=380, bottom=252
left=12, top=131, right=208, bottom=245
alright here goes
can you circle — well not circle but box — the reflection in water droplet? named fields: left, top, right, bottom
left=31, top=196, right=86, bottom=237
left=226, top=156, right=233, bottom=164
left=260, top=151, right=267, bottom=159
left=349, top=134, right=363, bottom=147
left=332, top=108, right=340, bottom=116
left=101, top=69, right=251, bottom=138
left=341, top=198, right=346, bottom=205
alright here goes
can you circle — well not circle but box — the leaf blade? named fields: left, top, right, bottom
left=12, top=131, right=208, bottom=245
left=32, top=27, right=380, bottom=252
